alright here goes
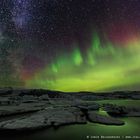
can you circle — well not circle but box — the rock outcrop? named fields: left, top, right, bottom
left=0, top=89, right=139, bottom=131
left=103, top=104, right=140, bottom=117
left=0, top=107, right=86, bottom=131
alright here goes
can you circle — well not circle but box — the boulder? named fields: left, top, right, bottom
left=88, top=111, right=125, bottom=125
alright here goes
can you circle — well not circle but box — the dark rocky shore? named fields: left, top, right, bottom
left=0, top=89, right=140, bottom=131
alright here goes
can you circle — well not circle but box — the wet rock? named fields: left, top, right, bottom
left=88, top=111, right=125, bottom=125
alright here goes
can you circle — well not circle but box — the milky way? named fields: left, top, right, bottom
left=12, top=0, right=31, bottom=29
left=0, top=0, right=140, bottom=91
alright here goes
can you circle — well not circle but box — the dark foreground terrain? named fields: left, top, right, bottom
left=0, top=88, right=140, bottom=132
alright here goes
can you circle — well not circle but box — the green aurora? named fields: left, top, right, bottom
left=25, top=32, right=140, bottom=92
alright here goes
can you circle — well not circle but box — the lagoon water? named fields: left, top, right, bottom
left=1, top=100, right=140, bottom=140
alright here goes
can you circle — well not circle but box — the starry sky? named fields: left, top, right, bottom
left=0, top=0, right=140, bottom=92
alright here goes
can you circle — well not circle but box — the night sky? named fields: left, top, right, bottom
left=0, top=0, right=140, bottom=91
